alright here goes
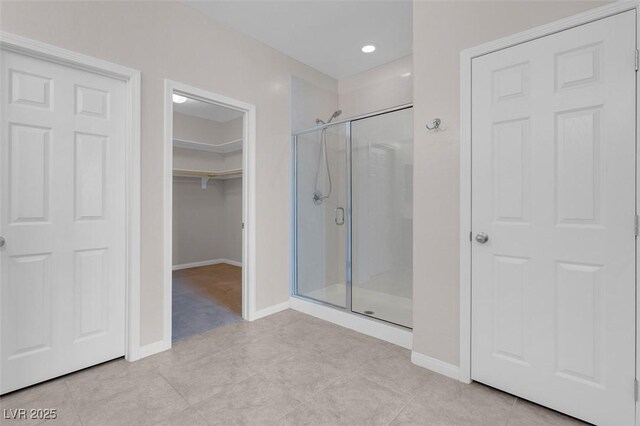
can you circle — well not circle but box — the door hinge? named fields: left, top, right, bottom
left=635, top=215, right=639, bottom=237
left=242, top=222, right=245, bottom=229
left=469, top=231, right=472, bottom=242
left=635, top=379, right=638, bottom=402
left=635, top=49, right=639, bottom=71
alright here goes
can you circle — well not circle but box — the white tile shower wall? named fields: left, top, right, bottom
left=292, top=68, right=413, bottom=302
left=294, top=125, right=347, bottom=302
left=325, top=130, right=347, bottom=291
left=293, top=64, right=414, bottom=311
left=290, top=75, right=340, bottom=299
left=351, top=108, right=413, bottom=302
left=294, top=131, right=329, bottom=297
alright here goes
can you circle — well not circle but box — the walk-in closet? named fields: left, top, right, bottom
left=171, top=94, right=244, bottom=341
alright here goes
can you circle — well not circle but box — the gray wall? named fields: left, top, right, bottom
left=172, top=176, right=242, bottom=266
left=1, top=0, right=608, bottom=355
left=412, top=0, right=609, bottom=366
left=0, top=0, right=338, bottom=345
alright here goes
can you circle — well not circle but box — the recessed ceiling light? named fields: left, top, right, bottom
left=361, top=44, right=376, bottom=53
left=173, top=94, right=187, bottom=104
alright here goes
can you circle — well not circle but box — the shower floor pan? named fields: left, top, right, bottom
left=302, top=283, right=412, bottom=328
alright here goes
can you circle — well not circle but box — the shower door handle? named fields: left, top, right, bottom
left=335, top=207, right=345, bottom=226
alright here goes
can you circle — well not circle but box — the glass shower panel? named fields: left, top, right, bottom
left=351, top=107, right=413, bottom=327
left=295, top=123, right=348, bottom=308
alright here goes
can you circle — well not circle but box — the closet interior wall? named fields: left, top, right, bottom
left=172, top=112, right=243, bottom=268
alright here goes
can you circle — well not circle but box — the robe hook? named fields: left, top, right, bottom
left=425, top=118, right=441, bottom=131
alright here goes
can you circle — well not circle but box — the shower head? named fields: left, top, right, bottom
left=315, top=110, right=342, bottom=126
left=327, top=110, right=342, bottom=123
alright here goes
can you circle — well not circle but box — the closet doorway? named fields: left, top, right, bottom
left=164, top=81, right=256, bottom=345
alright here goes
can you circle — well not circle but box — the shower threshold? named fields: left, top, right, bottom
left=302, top=283, right=412, bottom=328
left=289, top=295, right=413, bottom=349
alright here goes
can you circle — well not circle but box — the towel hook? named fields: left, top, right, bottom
left=425, top=118, right=441, bottom=131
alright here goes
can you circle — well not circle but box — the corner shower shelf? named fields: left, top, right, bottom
left=173, top=138, right=242, bottom=154
left=173, top=168, right=242, bottom=188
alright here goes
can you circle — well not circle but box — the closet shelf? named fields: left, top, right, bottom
left=173, top=138, right=242, bottom=154
left=173, top=168, right=242, bottom=188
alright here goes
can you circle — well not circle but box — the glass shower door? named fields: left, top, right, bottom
left=295, top=123, right=348, bottom=308
left=350, top=107, right=413, bottom=327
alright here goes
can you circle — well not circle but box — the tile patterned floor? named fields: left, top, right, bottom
left=0, top=310, right=585, bottom=426
left=172, top=264, right=242, bottom=341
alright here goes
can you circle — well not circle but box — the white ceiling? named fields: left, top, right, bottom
left=173, top=95, right=244, bottom=122
left=183, top=0, right=413, bottom=79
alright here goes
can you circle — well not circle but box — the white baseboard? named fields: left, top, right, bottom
left=289, top=297, right=412, bottom=349
left=172, top=258, right=242, bottom=271
left=134, top=339, right=171, bottom=360
left=252, top=301, right=290, bottom=320
left=411, top=351, right=460, bottom=380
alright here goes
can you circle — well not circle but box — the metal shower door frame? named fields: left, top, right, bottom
left=291, top=103, right=412, bottom=321
left=291, top=120, right=351, bottom=310
left=345, top=120, right=353, bottom=312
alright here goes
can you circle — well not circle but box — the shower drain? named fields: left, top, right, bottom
left=363, top=310, right=375, bottom=315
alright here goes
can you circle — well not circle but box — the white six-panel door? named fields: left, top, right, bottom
left=471, top=11, right=636, bottom=425
left=0, top=49, right=127, bottom=394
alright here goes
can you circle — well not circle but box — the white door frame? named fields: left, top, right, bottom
left=460, top=0, right=639, bottom=392
left=0, top=32, right=142, bottom=360
left=163, top=80, right=257, bottom=346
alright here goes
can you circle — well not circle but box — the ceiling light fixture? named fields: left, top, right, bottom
left=361, top=44, right=376, bottom=53
left=173, top=94, right=187, bottom=104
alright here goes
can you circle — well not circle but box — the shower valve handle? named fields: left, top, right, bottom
left=335, top=207, right=345, bottom=226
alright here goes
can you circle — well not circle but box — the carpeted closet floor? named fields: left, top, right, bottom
left=172, top=263, right=242, bottom=341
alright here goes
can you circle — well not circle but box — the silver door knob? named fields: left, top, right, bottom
left=0, top=236, right=5, bottom=247
left=475, top=233, right=489, bottom=244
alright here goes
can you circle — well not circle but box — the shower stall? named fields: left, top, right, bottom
left=292, top=105, right=413, bottom=328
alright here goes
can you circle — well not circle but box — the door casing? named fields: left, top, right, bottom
left=0, top=32, right=142, bottom=362
left=162, top=79, right=258, bottom=354
left=460, top=1, right=640, bottom=422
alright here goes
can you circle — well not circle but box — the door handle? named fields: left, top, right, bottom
left=475, top=232, right=489, bottom=244
left=0, top=236, right=5, bottom=247
left=335, top=207, right=345, bottom=226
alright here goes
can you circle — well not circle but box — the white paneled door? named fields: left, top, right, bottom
left=471, top=11, right=636, bottom=425
left=0, top=49, right=127, bottom=394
